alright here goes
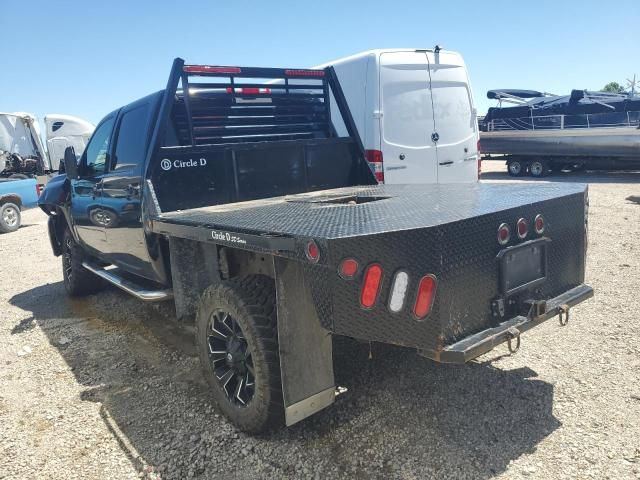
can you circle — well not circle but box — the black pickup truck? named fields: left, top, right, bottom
left=39, top=58, right=593, bottom=433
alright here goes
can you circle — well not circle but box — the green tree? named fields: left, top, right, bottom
left=601, top=82, right=626, bottom=94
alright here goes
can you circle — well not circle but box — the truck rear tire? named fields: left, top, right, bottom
left=61, top=229, right=106, bottom=296
left=0, top=202, right=21, bottom=233
left=196, top=275, right=284, bottom=433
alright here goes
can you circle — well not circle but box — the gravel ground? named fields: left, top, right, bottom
left=1, top=162, right=640, bottom=479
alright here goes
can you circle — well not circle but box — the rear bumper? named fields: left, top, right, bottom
left=423, top=284, right=593, bottom=364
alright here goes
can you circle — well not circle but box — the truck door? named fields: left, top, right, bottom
left=71, top=115, right=115, bottom=254
left=379, top=51, right=438, bottom=184
left=100, top=100, right=155, bottom=279
left=426, top=51, right=478, bottom=183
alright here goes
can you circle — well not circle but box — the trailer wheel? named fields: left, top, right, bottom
left=529, top=159, right=550, bottom=178
left=507, top=160, right=525, bottom=177
left=61, top=229, right=106, bottom=296
left=0, top=202, right=21, bottom=233
left=196, top=275, right=283, bottom=433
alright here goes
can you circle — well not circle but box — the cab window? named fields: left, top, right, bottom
left=84, top=116, right=115, bottom=175
left=112, top=102, right=151, bottom=171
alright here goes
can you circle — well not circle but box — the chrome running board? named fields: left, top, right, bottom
left=82, top=261, right=173, bottom=302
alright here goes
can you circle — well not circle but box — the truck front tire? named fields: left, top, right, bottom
left=0, top=202, right=21, bottom=233
left=61, top=229, right=106, bottom=296
left=196, top=275, right=284, bottom=433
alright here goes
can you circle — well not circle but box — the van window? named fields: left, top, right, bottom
left=113, top=103, right=151, bottom=171
left=431, top=84, right=474, bottom=134
left=84, top=116, right=115, bottom=175
left=382, top=80, right=432, bottom=148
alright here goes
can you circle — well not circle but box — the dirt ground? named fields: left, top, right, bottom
left=1, top=162, right=639, bottom=479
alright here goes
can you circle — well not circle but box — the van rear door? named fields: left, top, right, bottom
left=379, top=51, right=438, bottom=184
left=426, top=51, right=478, bottom=182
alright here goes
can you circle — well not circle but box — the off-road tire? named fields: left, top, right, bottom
left=0, top=202, right=21, bottom=233
left=61, top=229, right=106, bottom=296
left=196, top=275, right=283, bottom=433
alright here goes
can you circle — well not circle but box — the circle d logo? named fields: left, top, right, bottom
left=160, top=158, right=172, bottom=171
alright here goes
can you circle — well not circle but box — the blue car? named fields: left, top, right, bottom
left=0, top=177, right=41, bottom=233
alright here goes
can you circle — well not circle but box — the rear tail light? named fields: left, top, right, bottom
left=360, top=264, right=383, bottom=308
left=388, top=271, right=409, bottom=313
left=183, top=65, right=242, bottom=74
left=339, top=258, right=359, bottom=279
left=516, top=218, right=528, bottom=239
left=534, top=214, right=544, bottom=234
left=305, top=240, right=320, bottom=263
left=413, top=275, right=437, bottom=319
left=36, top=184, right=44, bottom=197
left=497, top=223, right=510, bottom=245
left=477, top=140, right=482, bottom=179
left=365, top=149, right=384, bottom=183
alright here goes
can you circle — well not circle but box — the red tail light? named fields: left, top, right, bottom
left=339, top=258, right=359, bottom=279
left=183, top=65, right=242, bottom=74
left=226, top=87, right=272, bottom=94
left=516, top=218, right=528, bottom=239
left=497, top=223, right=510, bottom=245
left=305, top=240, right=320, bottom=263
left=365, top=149, right=384, bottom=183
left=360, top=264, right=383, bottom=308
left=477, top=139, right=482, bottom=179
left=284, top=69, right=325, bottom=77
left=36, top=184, right=43, bottom=197
left=414, top=275, right=436, bottom=319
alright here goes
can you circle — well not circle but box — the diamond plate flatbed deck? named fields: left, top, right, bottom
left=151, top=183, right=587, bottom=240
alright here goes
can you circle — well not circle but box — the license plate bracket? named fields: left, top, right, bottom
left=497, top=238, right=550, bottom=297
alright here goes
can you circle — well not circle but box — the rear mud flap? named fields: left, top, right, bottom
left=274, top=258, right=335, bottom=426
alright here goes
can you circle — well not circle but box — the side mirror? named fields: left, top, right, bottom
left=63, top=147, right=79, bottom=179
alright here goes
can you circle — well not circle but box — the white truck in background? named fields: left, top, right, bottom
left=0, top=112, right=93, bottom=182
left=315, top=48, right=480, bottom=183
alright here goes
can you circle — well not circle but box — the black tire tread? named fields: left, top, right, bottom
left=196, top=275, right=283, bottom=433
left=62, top=229, right=106, bottom=296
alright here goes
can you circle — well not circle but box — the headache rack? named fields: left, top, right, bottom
left=165, top=60, right=354, bottom=146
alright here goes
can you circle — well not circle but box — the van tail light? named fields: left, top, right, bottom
left=360, top=264, right=383, bottom=308
left=365, top=150, right=384, bottom=183
left=36, top=184, right=44, bottom=197
left=414, top=275, right=437, bottom=319
left=477, top=140, right=482, bottom=179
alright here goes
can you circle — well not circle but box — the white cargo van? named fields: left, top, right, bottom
left=315, top=48, right=479, bottom=183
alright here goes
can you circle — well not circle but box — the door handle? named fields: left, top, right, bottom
left=439, top=161, right=454, bottom=166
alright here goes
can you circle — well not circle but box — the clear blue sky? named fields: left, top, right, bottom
left=2, top=0, right=637, bottom=125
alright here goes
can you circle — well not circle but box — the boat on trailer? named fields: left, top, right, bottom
left=479, top=89, right=640, bottom=176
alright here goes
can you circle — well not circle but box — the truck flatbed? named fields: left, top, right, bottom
left=151, top=182, right=586, bottom=243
